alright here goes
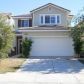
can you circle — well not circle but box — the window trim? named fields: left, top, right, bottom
left=39, top=14, right=61, bottom=25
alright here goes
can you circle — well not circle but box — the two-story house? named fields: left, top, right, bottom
left=12, top=3, right=74, bottom=58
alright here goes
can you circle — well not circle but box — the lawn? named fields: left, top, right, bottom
left=0, top=58, right=25, bottom=73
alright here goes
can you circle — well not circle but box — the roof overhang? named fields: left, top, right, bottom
left=17, top=29, right=70, bottom=33
left=12, top=16, right=32, bottom=19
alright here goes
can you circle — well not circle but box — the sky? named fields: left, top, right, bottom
left=0, top=0, right=84, bottom=16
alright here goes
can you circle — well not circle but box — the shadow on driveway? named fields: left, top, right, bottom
left=18, top=58, right=84, bottom=74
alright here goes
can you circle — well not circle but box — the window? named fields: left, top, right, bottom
left=23, top=20, right=29, bottom=27
left=40, top=14, right=60, bottom=25
left=29, top=19, right=32, bottom=27
left=18, top=20, right=29, bottom=27
left=41, top=16, right=43, bottom=24
left=57, top=15, right=60, bottom=24
left=45, top=15, right=50, bottom=23
left=51, top=16, right=55, bottom=24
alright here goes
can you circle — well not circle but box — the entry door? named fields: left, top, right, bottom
left=18, top=39, right=22, bottom=54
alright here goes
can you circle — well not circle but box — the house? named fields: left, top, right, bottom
left=12, top=3, right=74, bottom=58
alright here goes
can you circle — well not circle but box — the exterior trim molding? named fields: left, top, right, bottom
left=18, top=30, right=70, bottom=32
left=12, top=17, right=32, bottom=19
left=25, top=36, right=70, bottom=38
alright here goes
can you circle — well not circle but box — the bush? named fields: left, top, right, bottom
left=22, top=38, right=32, bottom=58
left=73, top=39, right=84, bottom=55
left=71, top=27, right=84, bottom=58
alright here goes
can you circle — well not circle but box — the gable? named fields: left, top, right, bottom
left=30, top=3, right=70, bottom=13
left=33, top=5, right=68, bottom=15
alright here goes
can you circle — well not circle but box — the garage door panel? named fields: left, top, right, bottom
left=30, top=37, right=74, bottom=56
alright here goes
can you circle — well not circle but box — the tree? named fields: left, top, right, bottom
left=71, top=26, right=84, bottom=57
left=0, top=14, right=15, bottom=58
left=72, top=7, right=84, bottom=26
left=71, top=14, right=84, bottom=57
left=71, top=7, right=84, bottom=58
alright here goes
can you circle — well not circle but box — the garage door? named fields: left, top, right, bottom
left=30, top=37, right=74, bottom=56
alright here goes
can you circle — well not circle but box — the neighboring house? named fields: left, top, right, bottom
left=12, top=3, right=74, bottom=58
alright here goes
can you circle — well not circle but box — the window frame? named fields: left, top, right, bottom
left=45, top=15, right=50, bottom=24
left=51, top=15, right=56, bottom=24
left=40, top=14, right=61, bottom=25
left=18, top=19, right=29, bottom=28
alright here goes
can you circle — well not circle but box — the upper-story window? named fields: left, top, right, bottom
left=18, top=19, right=32, bottom=28
left=18, top=19, right=29, bottom=27
left=45, top=15, right=50, bottom=23
left=41, top=16, right=43, bottom=24
left=57, top=15, right=60, bottom=23
left=51, top=16, right=55, bottom=24
left=40, top=14, right=61, bottom=25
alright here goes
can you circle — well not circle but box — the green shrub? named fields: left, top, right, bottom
left=73, top=39, right=84, bottom=55
left=22, top=38, right=32, bottom=58
left=71, top=27, right=84, bottom=57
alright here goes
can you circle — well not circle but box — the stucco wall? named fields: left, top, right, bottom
left=23, top=31, right=70, bottom=38
left=13, top=18, right=18, bottom=30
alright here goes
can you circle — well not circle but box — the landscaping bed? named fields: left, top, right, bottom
left=0, top=58, right=25, bottom=73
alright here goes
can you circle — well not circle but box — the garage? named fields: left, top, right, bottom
left=30, top=36, right=74, bottom=57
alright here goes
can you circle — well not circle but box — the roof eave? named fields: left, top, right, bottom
left=12, top=16, right=32, bottom=19
left=17, top=30, right=70, bottom=33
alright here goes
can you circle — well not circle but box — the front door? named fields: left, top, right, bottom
left=18, top=39, right=22, bottom=54
left=16, top=36, right=22, bottom=54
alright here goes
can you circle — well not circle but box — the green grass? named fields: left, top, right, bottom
left=0, top=58, right=25, bottom=73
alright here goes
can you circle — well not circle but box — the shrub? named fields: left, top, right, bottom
left=22, top=38, right=32, bottom=58
left=71, top=27, right=84, bottom=57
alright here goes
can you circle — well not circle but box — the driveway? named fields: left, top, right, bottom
left=17, top=58, right=84, bottom=74
left=0, top=58, right=84, bottom=84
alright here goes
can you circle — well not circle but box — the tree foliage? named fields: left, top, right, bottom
left=71, top=19, right=84, bottom=57
left=72, top=7, right=84, bottom=26
left=71, top=7, right=84, bottom=57
left=0, top=14, right=15, bottom=58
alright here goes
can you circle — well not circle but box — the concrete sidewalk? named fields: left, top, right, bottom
left=0, top=72, right=84, bottom=84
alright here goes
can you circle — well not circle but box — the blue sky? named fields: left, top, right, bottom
left=0, top=0, right=84, bottom=15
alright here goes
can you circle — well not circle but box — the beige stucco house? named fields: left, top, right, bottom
left=12, top=3, right=74, bottom=58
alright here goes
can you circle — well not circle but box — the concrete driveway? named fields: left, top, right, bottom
left=0, top=58, right=84, bottom=84
left=17, top=58, right=84, bottom=74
